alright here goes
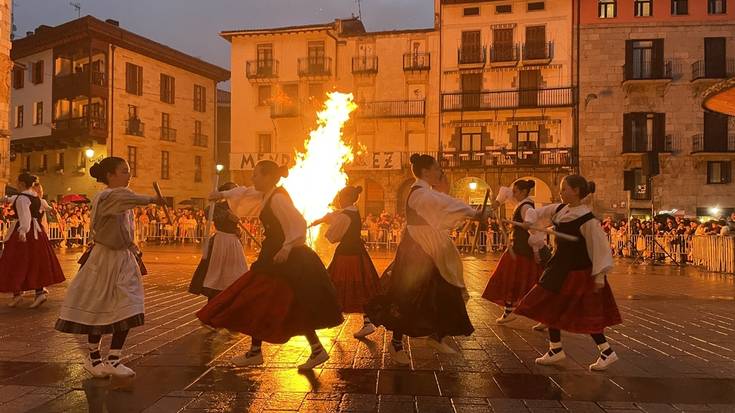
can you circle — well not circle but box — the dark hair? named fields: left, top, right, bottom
left=17, top=172, right=39, bottom=189
left=338, top=185, right=363, bottom=205
left=255, top=160, right=289, bottom=179
left=218, top=182, right=238, bottom=192
left=89, top=157, right=127, bottom=184
left=563, top=174, right=596, bottom=199
left=409, top=153, right=436, bottom=178
left=513, top=179, right=535, bottom=194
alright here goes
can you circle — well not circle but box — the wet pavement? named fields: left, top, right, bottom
left=0, top=245, right=734, bottom=412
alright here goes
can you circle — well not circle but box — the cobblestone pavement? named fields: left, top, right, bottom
left=0, top=245, right=733, bottom=412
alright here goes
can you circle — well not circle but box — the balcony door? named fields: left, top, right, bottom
left=519, top=70, right=540, bottom=107
left=461, top=73, right=482, bottom=109
left=461, top=31, right=482, bottom=63
left=704, top=110, right=729, bottom=152
left=257, top=44, right=273, bottom=75
left=525, top=26, right=546, bottom=59
left=493, top=28, right=514, bottom=61
left=705, top=37, right=726, bottom=79
left=308, top=41, right=325, bottom=72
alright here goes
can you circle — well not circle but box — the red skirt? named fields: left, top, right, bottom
left=0, top=228, right=65, bottom=293
left=482, top=251, right=542, bottom=307
left=514, top=269, right=622, bottom=334
left=328, top=248, right=380, bottom=313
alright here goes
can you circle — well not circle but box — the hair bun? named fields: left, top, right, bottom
left=278, top=165, right=289, bottom=178
left=409, top=153, right=421, bottom=164
left=527, top=179, right=536, bottom=189
left=587, top=181, right=596, bottom=194
left=89, top=163, right=103, bottom=180
left=355, top=186, right=363, bottom=194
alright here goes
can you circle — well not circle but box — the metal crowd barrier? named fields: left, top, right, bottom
left=690, top=235, right=735, bottom=274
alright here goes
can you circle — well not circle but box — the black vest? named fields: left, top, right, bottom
left=538, top=204, right=595, bottom=293
left=406, top=186, right=429, bottom=226
left=510, top=200, right=535, bottom=257
left=211, top=201, right=241, bottom=236
left=334, top=209, right=363, bottom=255
left=252, top=187, right=291, bottom=270
left=13, top=193, right=42, bottom=220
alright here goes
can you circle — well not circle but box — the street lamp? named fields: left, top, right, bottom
left=85, top=148, right=95, bottom=159
left=216, top=164, right=224, bottom=173
left=468, top=181, right=478, bottom=191
left=710, top=207, right=721, bottom=217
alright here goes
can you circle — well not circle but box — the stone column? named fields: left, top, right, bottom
left=0, top=1, right=11, bottom=195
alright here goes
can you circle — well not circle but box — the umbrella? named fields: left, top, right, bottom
left=60, top=194, right=90, bottom=204
left=4, top=186, right=19, bottom=197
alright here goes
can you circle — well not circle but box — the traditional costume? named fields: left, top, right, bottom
left=0, top=190, right=65, bottom=308
left=189, top=200, right=248, bottom=299
left=514, top=203, right=622, bottom=370
left=366, top=179, right=477, bottom=362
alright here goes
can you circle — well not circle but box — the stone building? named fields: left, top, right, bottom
left=9, top=16, right=230, bottom=204
left=578, top=0, right=735, bottom=219
left=0, top=0, right=10, bottom=195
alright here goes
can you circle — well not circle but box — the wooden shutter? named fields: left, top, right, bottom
left=623, top=170, right=635, bottom=191
left=652, top=39, right=664, bottom=78
left=623, top=113, right=633, bottom=152
left=625, top=40, right=634, bottom=80
left=653, top=112, right=666, bottom=152
left=704, top=110, right=729, bottom=151
left=724, top=162, right=733, bottom=184
left=126, top=63, right=134, bottom=94
left=160, top=74, right=165, bottom=101
left=136, top=66, right=143, bottom=95
left=705, top=37, right=726, bottom=78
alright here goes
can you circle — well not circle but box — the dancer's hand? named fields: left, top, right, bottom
left=18, top=232, right=26, bottom=242
left=593, top=274, right=606, bottom=292
left=273, top=247, right=290, bottom=263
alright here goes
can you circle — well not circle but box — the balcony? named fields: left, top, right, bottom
left=125, top=119, right=144, bottom=137
left=623, top=60, right=673, bottom=82
left=522, top=41, right=554, bottom=64
left=489, top=44, right=520, bottom=66
left=691, top=59, right=735, bottom=81
left=356, top=100, right=425, bottom=118
left=245, top=60, right=279, bottom=81
left=409, top=148, right=574, bottom=169
left=457, top=46, right=487, bottom=68
left=271, top=102, right=299, bottom=118
left=160, top=126, right=177, bottom=142
left=691, top=133, right=735, bottom=154
left=193, top=133, right=208, bottom=147
left=53, top=115, right=107, bottom=139
left=622, top=134, right=679, bottom=154
left=54, top=70, right=107, bottom=98
left=441, top=87, right=575, bottom=111
left=630, top=184, right=651, bottom=201
left=352, top=56, right=379, bottom=75
left=298, top=57, right=332, bottom=78
left=403, top=53, right=430, bottom=72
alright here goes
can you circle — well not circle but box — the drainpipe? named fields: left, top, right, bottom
left=437, top=1, right=443, bottom=155
left=326, top=30, right=340, bottom=79
left=109, top=45, right=115, bottom=156
left=572, top=0, right=580, bottom=173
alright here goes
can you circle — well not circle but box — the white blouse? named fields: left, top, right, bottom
left=495, top=187, right=546, bottom=250
left=407, top=179, right=477, bottom=288
left=222, top=186, right=307, bottom=253
left=535, top=203, right=613, bottom=279
left=322, top=206, right=357, bottom=244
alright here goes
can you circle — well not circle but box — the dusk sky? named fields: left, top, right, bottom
left=13, top=0, right=434, bottom=85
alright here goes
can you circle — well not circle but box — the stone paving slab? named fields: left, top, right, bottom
left=0, top=246, right=733, bottom=412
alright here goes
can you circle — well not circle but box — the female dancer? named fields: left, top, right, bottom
left=197, top=160, right=343, bottom=370
left=514, top=175, right=622, bottom=371
left=366, top=154, right=488, bottom=365
left=189, top=182, right=248, bottom=301
left=482, top=180, right=546, bottom=324
left=56, top=157, right=165, bottom=378
left=0, top=173, right=64, bottom=309
left=311, top=186, right=380, bottom=338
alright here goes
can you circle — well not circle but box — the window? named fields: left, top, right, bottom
left=24, top=155, right=30, bottom=172
left=496, top=4, right=512, bottom=13
left=12, top=67, right=24, bottom=89
left=194, top=120, right=206, bottom=147
left=128, top=146, right=137, bottom=177
left=256, top=44, right=274, bottom=76
left=707, top=161, right=731, bottom=184
left=623, top=112, right=665, bottom=152
left=283, top=84, right=299, bottom=105
left=32, top=61, right=44, bottom=85
left=708, top=0, right=727, bottom=14
left=160, top=74, right=175, bottom=104
left=258, top=85, right=271, bottom=106
left=162, top=113, right=170, bottom=129
left=41, top=154, right=48, bottom=171
left=671, top=0, right=688, bottom=14
left=34, top=102, right=43, bottom=125
left=625, top=39, right=666, bottom=79
left=633, top=169, right=649, bottom=199
left=463, top=7, right=480, bottom=16
left=194, top=155, right=203, bottom=183
left=308, top=83, right=324, bottom=100
left=194, top=85, right=206, bottom=112
left=15, top=105, right=24, bottom=128
left=635, top=0, right=653, bottom=16
left=460, top=129, right=482, bottom=152
left=527, top=2, right=545, bottom=11
left=599, top=0, right=617, bottom=18
left=161, top=113, right=175, bottom=141
left=258, top=133, right=272, bottom=153
left=161, top=151, right=170, bottom=180
left=57, top=153, right=65, bottom=170
left=125, top=63, right=143, bottom=95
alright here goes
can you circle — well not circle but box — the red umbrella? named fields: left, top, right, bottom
left=60, top=194, right=90, bottom=204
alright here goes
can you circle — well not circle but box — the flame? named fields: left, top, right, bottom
left=281, top=92, right=357, bottom=244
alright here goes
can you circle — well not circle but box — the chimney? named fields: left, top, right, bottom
left=105, top=19, right=119, bottom=27
left=34, top=25, right=51, bottom=35
left=26, top=31, right=33, bottom=37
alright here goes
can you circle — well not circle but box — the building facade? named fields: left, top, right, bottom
left=0, top=0, right=10, bottom=195
left=9, top=16, right=229, bottom=204
left=578, top=0, right=735, bottom=218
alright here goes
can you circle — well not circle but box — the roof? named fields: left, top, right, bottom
left=220, top=17, right=365, bottom=41
left=12, top=16, right=230, bottom=81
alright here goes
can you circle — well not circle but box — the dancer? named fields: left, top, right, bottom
left=366, top=154, right=488, bottom=365
left=311, top=186, right=380, bottom=338
left=55, top=157, right=166, bottom=378
left=189, top=182, right=248, bottom=301
left=197, top=160, right=343, bottom=370
left=514, top=175, right=622, bottom=371
left=0, top=173, right=65, bottom=309
left=482, top=180, right=547, bottom=324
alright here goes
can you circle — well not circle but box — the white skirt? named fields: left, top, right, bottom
left=58, top=244, right=144, bottom=327
left=203, top=231, right=248, bottom=291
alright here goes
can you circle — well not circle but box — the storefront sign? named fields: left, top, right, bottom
left=230, top=151, right=402, bottom=171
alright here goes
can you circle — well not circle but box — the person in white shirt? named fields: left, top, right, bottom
left=365, top=154, right=489, bottom=365
left=197, top=160, right=343, bottom=371
left=311, top=186, right=380, bottom=339
left=514, top=175, right=622, bottom=371
left=482, top=180, right=548, bottom=325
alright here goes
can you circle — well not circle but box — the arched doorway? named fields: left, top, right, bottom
left=357, top=178, right=385, bottom=216
left=452, top=177, right=490, bottom=207
left=396, top=178, right=414, bottom=215
left=513, top=176, right=552, bottom=205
